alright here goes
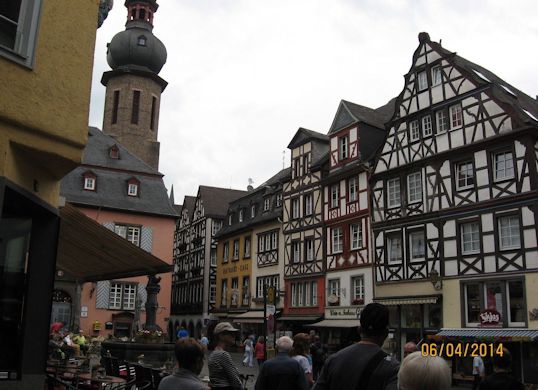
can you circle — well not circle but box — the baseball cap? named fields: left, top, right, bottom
left=213, top=322, right=239, bottom=335
left=360, top=303, right=389, bottom=334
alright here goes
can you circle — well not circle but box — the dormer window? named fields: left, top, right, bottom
left=263, top=197, right=270, bottom=212
left=109, top=144, right=120, bottom=159
left=137, top=36, right=147, bottom=46
left=83, top=171, right=96, bottom=191
left=339, top=136, right=349, bottom=160
left=229, top=214, right=233, bottom=226
left=239, top=209, right=244, bottom=222
left=251, top=205, right=256, bottom=218
left=127, top=178, right=140, bottom=197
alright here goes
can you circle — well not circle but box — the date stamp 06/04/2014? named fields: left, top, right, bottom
left=421, top=342, right=504, bottom=358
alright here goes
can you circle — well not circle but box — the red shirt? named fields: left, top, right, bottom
left=255, top=342, right=265, bottom=359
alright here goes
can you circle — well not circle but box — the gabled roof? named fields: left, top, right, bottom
left=198, top=186, right=247, bottom=218
left=287, top=127, right=329, bottom=149
left=60, top=127, right=177, bottom=217
left=181, top=195, right=197, bottom=215
left=328, top=100, right=387, bottom=134
left=404, top=32, right=538, bottom=126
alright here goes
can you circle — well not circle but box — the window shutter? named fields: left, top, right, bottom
left=102, top=222, right=115, bottom=231
left=141, top=226, right=153, bottom=252
left=138, top=284, right=147, bottom=311
left=95, top=281, right=111, bottom=309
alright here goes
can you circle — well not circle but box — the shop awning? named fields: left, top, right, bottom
left=56, top=204, right=172, bottom=282
left=435, top=328, right=538, bottom=342
left=374, top=296, right=439, bottom=306
left=308, top=319, right=359, bottom=328
left=278, top=315, right=321, bottom=322
left=232, top=311, right=280, bottom=324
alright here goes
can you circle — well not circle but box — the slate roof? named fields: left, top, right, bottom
left=181, top=196, right=197, bottom=216
left=198, top=186, right=247, bottom=219
left=287, top=127, right=329, bottom=149
left=410, top=33, right=538, bottom=126
left=60, top=127, right=177, bottom=217
left=215, top=168, right=289, bottom=238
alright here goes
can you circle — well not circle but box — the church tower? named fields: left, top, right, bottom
left=101, top=0, right=167, bottom=171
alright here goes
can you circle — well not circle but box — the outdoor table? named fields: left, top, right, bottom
left=78, top=372, right=126, bottom=388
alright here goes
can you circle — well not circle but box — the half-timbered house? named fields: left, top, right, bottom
left=214, top=169, right=289, bottom=343
left=281, top=128, right=329, bottom=329
left=313, top=100, right=393, bottom=346
left=169, top=186, right=245, bottom=338
left=371, top=33, right=538, bottom=377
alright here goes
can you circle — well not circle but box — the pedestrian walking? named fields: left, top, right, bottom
left=254, top=336, right=309, bottom=390
left=208, top=322, right=242, bottom=390
left=177, top=327, right=189, bottom=339
left=480, top=348, right=524, bottom=390
left=312, top=303, right=399, bottom=390
left=310, top=335, right=327, bottom=381
left=255, top=336, right=265, bottom=368
left=397, top=351, right=451, bottom=390
left=158, top=337, right=206, bottom=390
left=291, top=333, right=314, bottom=387
left=242, top=337, right=254, bottom=367
left=473, top=355, right=486, bottom=390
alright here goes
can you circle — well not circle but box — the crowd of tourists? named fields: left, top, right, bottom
left=159, top=303, right=524, bottom=390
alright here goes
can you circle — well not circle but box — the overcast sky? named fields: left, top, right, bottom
left=88, top=0, right=538, bottom=204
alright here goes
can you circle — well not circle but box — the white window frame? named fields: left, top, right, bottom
left=328, top=279, right=340, bottom=297
left=498, top=215, right=521, bottom=250
left=84, top=177, right=95, bottom=191
left=109, top=282, right=137, bottom=310
left=233, top=240, right=239, bottom=259
left=244, top=236, right=251, bottom=257
left=450, top=104, right=463, bottom=129
left=0, top=0, right=42, bottom=68
left=431, top=65, right=442, bottom=86
left=311, top=282, right=318, bottom=306
left=409, top=230, right=425, bottom=260
left=223, top=242, right=229, bottom=262
left=264, top=197, right=271, bottom=211
left=210, top=249, right=217, bottom=266
left=271, top=232, right=277, bottom=249
left=350, top=223, right=362, bottom=250
left=292, top=241, right=301, bottom=263
left=436, top=110, right=449, bottom=133
left=305, top=239, right=315, bottom=261
left=422, top=115, right=432, bottom=137
left=387, top=178, right=401, bottom=208
left=456, top=161, right=475, bottom=190
left=387, top=233, right=402, bottom=263
left=114, top=224, right=141, bottom=246
left=348, top=177, right=358, bottom=202
left=331, top=184, right=339, bottom=208
left=276, top=194, right=283, bottom=207
left=251, top=205, right=256, bottom=218
left=407, top=172, right=422, bottom=204
left=351, top=276, right=365, bottom=302
left=494, top=151, right=515, bottom=182
left=128, top=183, right=138, bottom=196
left=409, top=120, right=420, bottom=141
left=305, top=194, right=313, bottom=216
left=417, top=71, right=428, bottom=91
left=239, top=209, right=243, bottom=222
left=461, top=222, right=480, bottom=254
left=339, top=136, right=349, bottom=160
left=292, top=198, right=300, bottom=219
left=332, top=227, right=343, bottom=254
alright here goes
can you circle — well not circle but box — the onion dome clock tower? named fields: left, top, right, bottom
left=101, top=0, right=167, bottom=171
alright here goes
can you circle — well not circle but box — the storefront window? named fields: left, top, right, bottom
left=466, top=283, right=481, bottom=325
left=508, top=280, right=525, bottom=325
left=426, top=303, right=442, bottom=328
left=402, top=305, right=421, bottom=328
left=485, top=281, right=503, bottom=318
left=0, top=218, right=32, bottom=379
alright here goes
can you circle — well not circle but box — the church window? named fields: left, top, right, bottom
left=150, top=96, right=157, bottom=130
left=131, top=90, right=141, bottom=124
left=0, top=0, right=42, bottom=68
left=112, top=90, right=120, bottom=124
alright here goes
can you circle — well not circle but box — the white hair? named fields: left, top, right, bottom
left=276, top=336, right=293, bottom=352
left=398, top=351, right=451, bottom=390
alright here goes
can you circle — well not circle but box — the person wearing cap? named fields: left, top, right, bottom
left=208, top=322, right=242, bottom=390
left=312, top=303, right=399, bottom=390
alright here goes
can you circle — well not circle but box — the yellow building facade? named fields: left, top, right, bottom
left=0, top=1, right=101, bottom=388
left=215, top=231, right=253, bottom=313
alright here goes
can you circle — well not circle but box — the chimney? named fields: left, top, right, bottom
left=247, top=178, right=254, bottom=191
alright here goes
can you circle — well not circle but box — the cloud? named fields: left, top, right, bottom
left=89, top=0, right=538, bottom=202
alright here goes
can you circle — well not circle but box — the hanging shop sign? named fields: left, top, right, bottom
left=480, top=309, right=501, bottom=327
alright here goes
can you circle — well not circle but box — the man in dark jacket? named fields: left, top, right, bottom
left=313, top=303, right=399, bottom=390
left=480, top=348, right=524, bottom=390
left=255, top=336, right=309, bottom=390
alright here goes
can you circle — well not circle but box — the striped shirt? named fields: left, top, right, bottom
left=208, top=349, right=242, bottom=389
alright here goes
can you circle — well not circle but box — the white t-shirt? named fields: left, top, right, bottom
left=473, top=356, right=485, bottom=376
left=293, top=355, right=312, bottom=374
